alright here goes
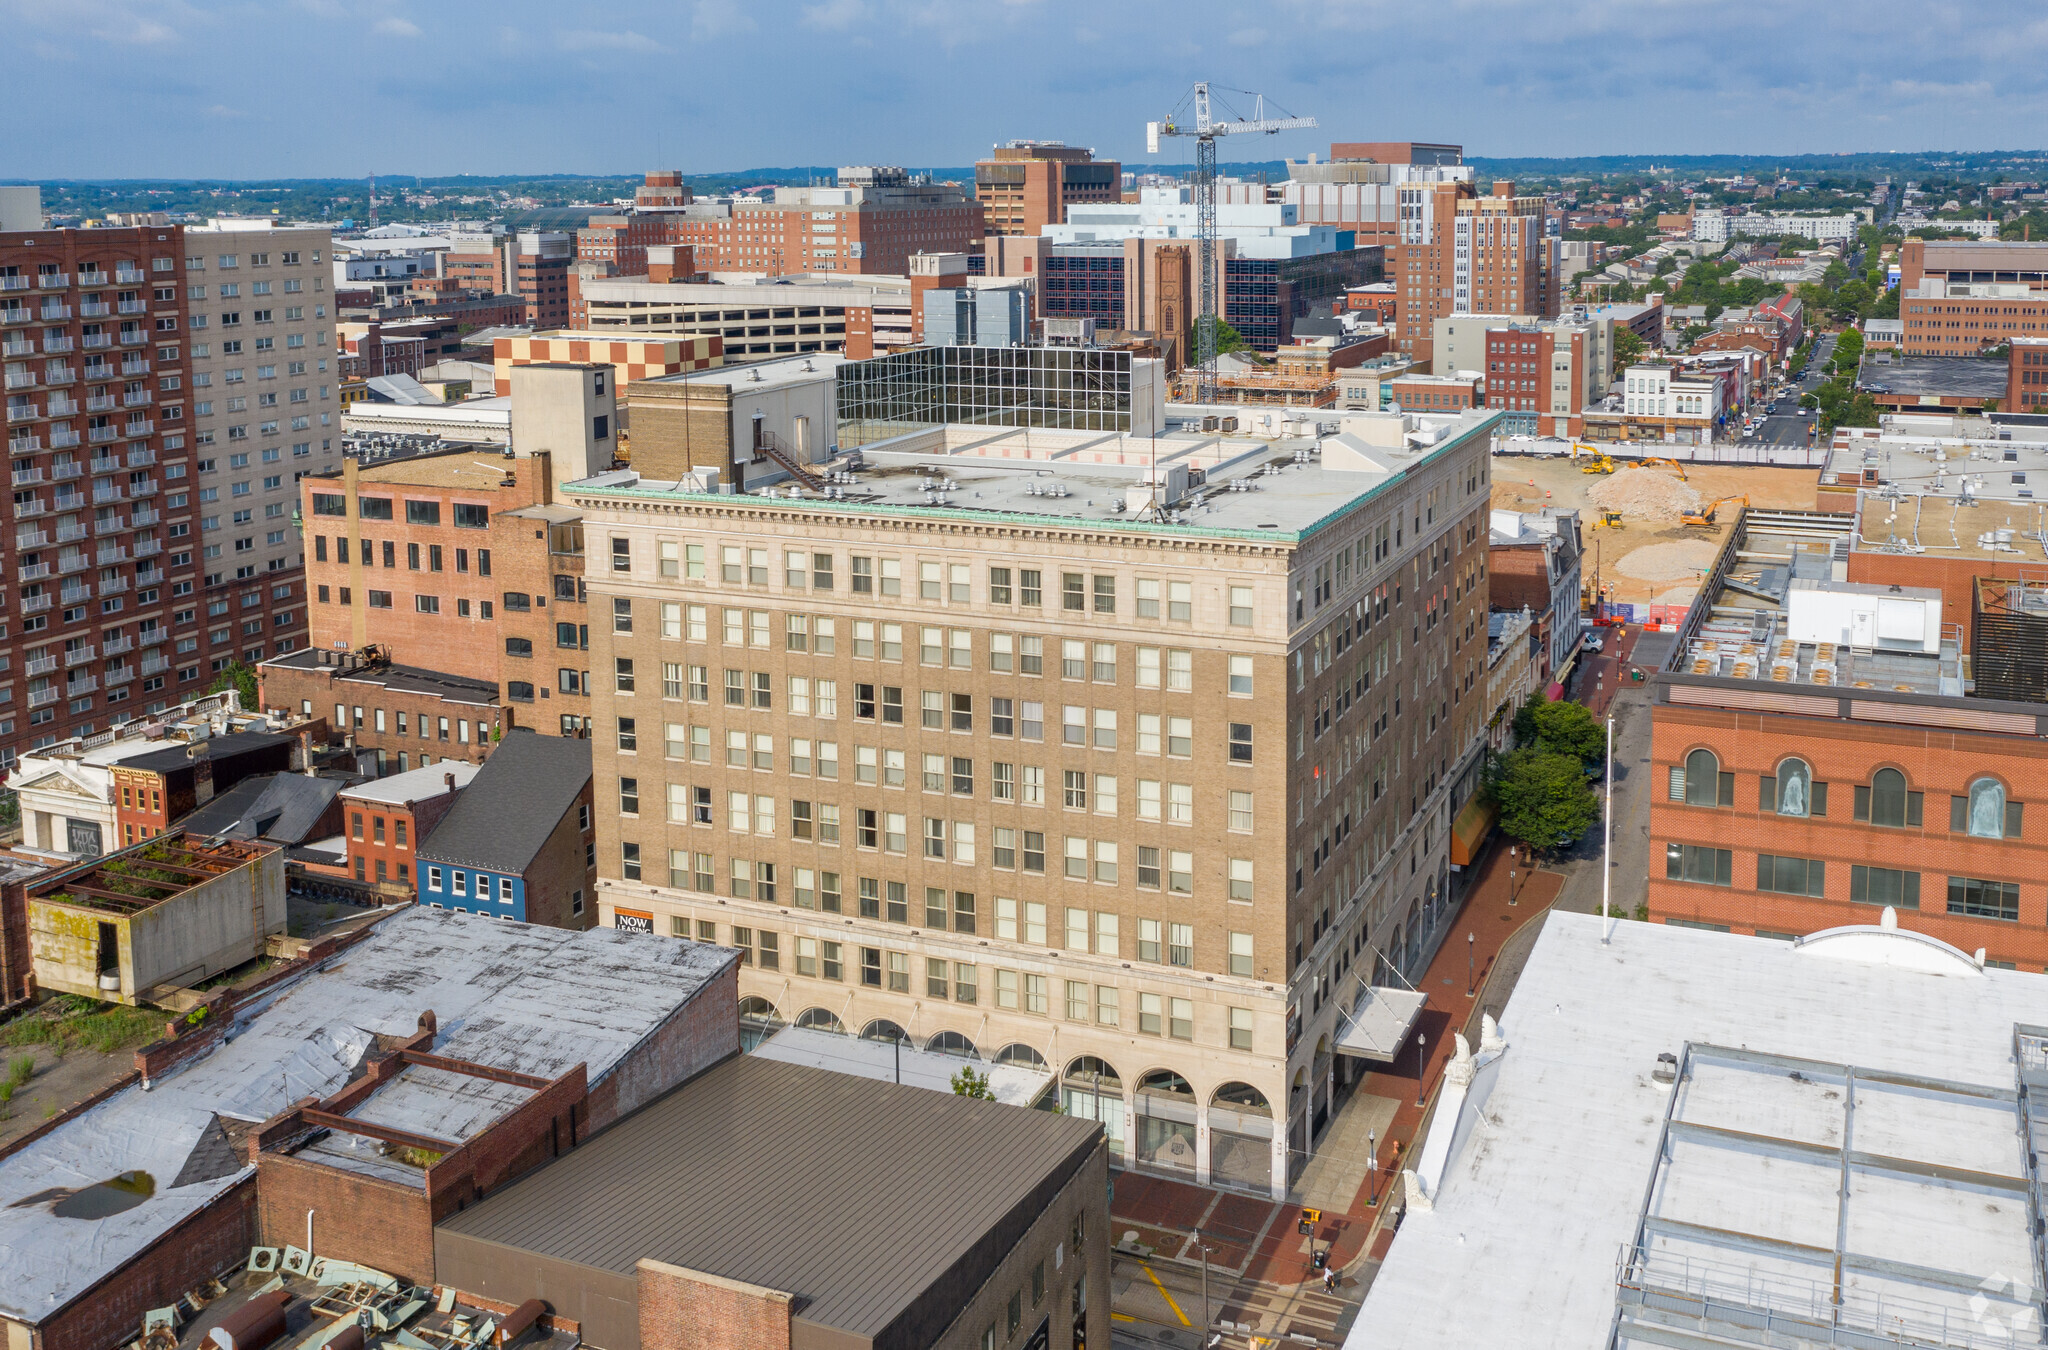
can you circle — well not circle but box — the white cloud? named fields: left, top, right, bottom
left=691, top=0, right=756, bottom=39
left=802, top=0, right=866, bottom=29
left=1228, top=25, right=1267, bottom=45
left=373, top=16, right=421, bottom=37
left=205, top=104, right=247, bottom=119
left=559, top=28, right=669, bottom=52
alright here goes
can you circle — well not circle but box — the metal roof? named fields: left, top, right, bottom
left=415, top=729, right=589, bottom=874
left=0, top=907, right=733, bottom=1327
left=436, top=1054, right=1100, bottom=1344
left=1346, top=911, right=2048, bottom=1350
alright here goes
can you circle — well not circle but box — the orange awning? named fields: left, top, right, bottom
left=1451, top=796, right=1497, bottom=867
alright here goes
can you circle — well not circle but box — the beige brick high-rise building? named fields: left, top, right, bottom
left=572, top=413, right=1496, bottom=1196
left=183, top=221, right=339, bottom=676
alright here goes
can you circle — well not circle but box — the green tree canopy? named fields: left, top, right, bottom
left=951, top=1066, right=996, bottom=1100
left=1488, top=750, right=1600, bottom=851
left=1527, top=698, right=1609, bottom=768
left=1612, top=328, right=1647, bottom=374
left=207, top=661, right=258, bottom=712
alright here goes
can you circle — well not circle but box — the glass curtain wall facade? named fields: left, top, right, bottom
left=839, top=346, right=1134, bottom=447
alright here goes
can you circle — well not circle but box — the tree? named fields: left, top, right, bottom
left=1510, top=690, right=1546, bottom=747
left=1612, top=328, right=1647, bottom=375
left=1487, top=749, right=1600, bottom=851
left=208, top=661, right=258, bottom=712
left=951, top=1066, right=995, bottom=1100
left=1527, top=698, right=1608, bottom=769
left=1207, top=319, right=1248, bottom=356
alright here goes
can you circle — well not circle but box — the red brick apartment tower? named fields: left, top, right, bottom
left=0, top=225, right=198, bottom=769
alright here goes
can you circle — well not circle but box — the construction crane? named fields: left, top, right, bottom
left=1149, top=84, right=1316, bottom=406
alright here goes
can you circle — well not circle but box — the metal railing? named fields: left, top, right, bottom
left=36, top=273, right=68, bottom=290
left=129, top=477, right=157, bottom=496
left=14, top=529, right=48, bottom=548
left=23, top=655, right=57, bottom=677
left=129, top=507, right=159, bottom=526
left=123, top=391, right=151, bottom=407
left=80, top=333, right=111, bottom=349
left=87, top=425, right=117, bottom=443
left=44, top=336, right=73, bottom=353
left=50, top=460, right=82, bottom=479
left=10, top=468, right=44, bottom=486
left=20, top=595, right=50, bottom=613
left=78, top=302, right=110, bottom=318
left=0, top=310, right=30, bottom=327
left=45, top=368, right=75, bottom=385
left=7, top=435, right=41, bottom=454
left=4, top=372, right=36, bottom=390
left=133, top=538, right=162, bottom=557
left=115, top=268, right=145, bottom=285
left=126, top=447, right=155, bottom=466
left=6, top=405, right=37, bottom=423
left=125, top=419, right=152, bottom=436
left=84, top=394, right=114, bottom=412
left=39, top=304, right=71, bottom=321
left=104, top=665, right=134, bottom=685
left=63, top=645, right=95, bottom=667
left=27, top=686, right=58, bottom=707
left=102, top=635, right=134, bottom=655
left=14, top=497, right=47, bottom=518
left=76, top=271, right=108, bottom=287
left=0, top=338, right=32, bottom=357
left=47, top=398, right=78, bottom=418
left=119, top=332, right=146, bottom=346
left=0, top=276, right=27, bottom=292
left=16, top=562, right=48, bottom=581
left=117, top=300, right=146, bottom=316
left=120, top=359, right=149, bottom=376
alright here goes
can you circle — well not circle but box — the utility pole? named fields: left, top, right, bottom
left=1194, top=1226, right=1211, bottom=1345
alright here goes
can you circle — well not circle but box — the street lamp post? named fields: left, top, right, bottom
left=1367, top=1128, right=1378, bottom=1207
left=1602, top=711, right=1615, bottom=944
left=1194, top=1227, right=1211, bottom=1344
left=1415, top=1031, right=1428, bottom=1108
left=1466, top=931, right=1475, bottom=997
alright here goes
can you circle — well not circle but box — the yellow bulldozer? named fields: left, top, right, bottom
left=1592, top=510, right=1625, bottom=530
left=1578, top=452, right=1616, bottom=475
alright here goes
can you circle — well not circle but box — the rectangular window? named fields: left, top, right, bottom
left=1946, top=875, right=2019, bottom=921
left=1851, top=865, right=1921, bottom=909
left=1139, top=992, right=1162, bottom=1035
left=1756, top=855, right=1825, bottom=898
left=1664, top=844, right=1731, bottom=886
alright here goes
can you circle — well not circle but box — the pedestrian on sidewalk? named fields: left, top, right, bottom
left=1323, top=1266, right=1339, bottom=1294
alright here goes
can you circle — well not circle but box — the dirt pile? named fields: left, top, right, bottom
left=1587, top=467, right=1703, bottom=522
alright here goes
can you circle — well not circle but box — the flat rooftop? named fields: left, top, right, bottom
left=1857, top=352, right=2009, bottom=401
left=569, top=411, right=1498, bottom=542
left=1348, top=911, right=2048, bottom=1350
left=261, top=649, right=500, bottom=707
left=437, top=1054, right=1100, bottom=1344
left=33, top=834, right=269, bottom=916
left=115, top=730, right=292, bottom=776
left=633, top=352, right=842, bottom=394
left=1673, top=512, right=1964, bottom=696
left=0, top=907, right=733, bottom=1328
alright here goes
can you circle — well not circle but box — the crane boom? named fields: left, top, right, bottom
left=1145, top=83, right=1316, bottom=406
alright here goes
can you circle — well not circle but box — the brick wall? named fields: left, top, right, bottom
left=1649, top=700, right=2048, bottom=964
left=519, top=783, right=597, bottom=929
left=583, top=960, right=737, bottom=1131
left=1487, top=544, right=1555, bottom=615
left=492, top=501, right=591, bottom=734
left=258, top=661, right=502, bottom=771
left=41, top=1181, right=257, bottom=1350
left=637, top=1260, right=792, bottom=1350
left=258, top=1152, right=435, bottom=1283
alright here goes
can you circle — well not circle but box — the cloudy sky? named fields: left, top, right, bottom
left=6, top=0, right=2042, bottom=179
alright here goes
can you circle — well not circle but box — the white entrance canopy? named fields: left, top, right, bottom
left=1333, top=984, right=1428, bottom=1061
left=748, top=1025, right=1053, bottom=1107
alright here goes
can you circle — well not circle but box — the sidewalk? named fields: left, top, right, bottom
left=1106, top=837, right=1565, bottom=1290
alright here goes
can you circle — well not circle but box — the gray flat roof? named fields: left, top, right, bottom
left=437, top=1054, right=1099, bottom=1344
left=1858, top=353, right=2009, bottom=399
left=573, top=412, right=1499, bottom=543
left=0, top=908, right=733, bottom=1327
left=1347, top=911, right=2048, bottom=1350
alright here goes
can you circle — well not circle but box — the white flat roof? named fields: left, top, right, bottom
left=1349, top=912, right=2048, bottom=1350
left=747, top=1025, right=1051, bottom=1108
left=340, top=760, right=480, bottom=806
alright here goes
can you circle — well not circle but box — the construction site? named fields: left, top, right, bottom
left=1491, top=450, right=1822, bottom=622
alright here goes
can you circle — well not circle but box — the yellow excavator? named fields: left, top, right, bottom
left=1592, top=510, right=1625, bottom=530
left=1578, top=451, right=1616, bottom=475
left=1682, top=494, right=1747, bottom=527
left=1639, top=455, right=1689, bottom=481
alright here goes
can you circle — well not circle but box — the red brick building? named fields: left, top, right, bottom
left=109, top=728, right=295, bottom=846
left=1484, top=323, right=1590, bottom=434
left=0, top=223, right=201, bottom=767
left=1391, top=372, right=1480, bottom=411
left=975, top=141, right=1122, bottom=237
left=2009, top=335, right=2048, bottom=410
left=1898, top=237, right=2048, bottom=355
left=335, top=758, right=475, bottom=889
left=1649, top=509, right=2048, bottom=967
left=664, top=167, right=985, bottom=276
